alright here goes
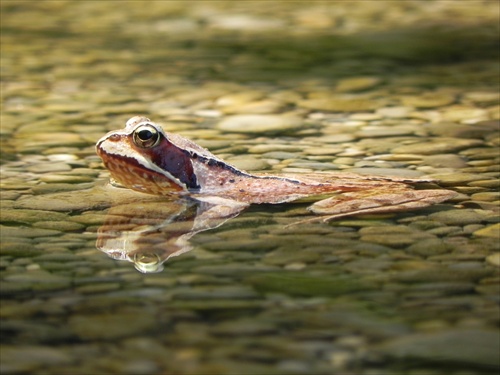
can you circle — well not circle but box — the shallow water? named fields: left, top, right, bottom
left=1, top=2, right=499, bottom=374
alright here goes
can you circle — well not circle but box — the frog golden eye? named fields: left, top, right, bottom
left=133, top=124, right=160, bottom=148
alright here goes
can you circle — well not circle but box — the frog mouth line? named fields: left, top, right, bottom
left=99, top=152, right=188, bottom=195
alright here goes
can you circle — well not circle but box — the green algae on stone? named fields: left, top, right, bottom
left=245, top=272, right=373, bottom=297
left=0, top=242, right=40, bottom=257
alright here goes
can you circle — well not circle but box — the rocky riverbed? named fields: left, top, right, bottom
left=1, top=1, right=499, bottom=374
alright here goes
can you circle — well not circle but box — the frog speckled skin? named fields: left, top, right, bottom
left=96, top=116, right=457, bottom=221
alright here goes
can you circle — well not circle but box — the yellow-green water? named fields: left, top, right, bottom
left=1, top=2, right=499, bottom=374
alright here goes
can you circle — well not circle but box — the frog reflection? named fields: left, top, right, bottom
left=95, top=116, right=458, bottom=272
left=96, top=196, right=247, bottom=273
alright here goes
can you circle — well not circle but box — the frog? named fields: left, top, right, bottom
left=96, top=116, right=458, bottom=222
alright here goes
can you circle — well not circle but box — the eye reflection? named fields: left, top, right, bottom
left=133, top=252, right=163, bottom=273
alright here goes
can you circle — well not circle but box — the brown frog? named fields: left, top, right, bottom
left=96, top=116, right=457, bottom=222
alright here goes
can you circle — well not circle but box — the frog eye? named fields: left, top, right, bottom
left=133, top=124, right=161, bottom=148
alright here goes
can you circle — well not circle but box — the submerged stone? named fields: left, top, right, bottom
left=376, top=329, right=500, bottom=368
left=246, top=272, right=373, bottom=297
left=216, top=114, right=303, bottom=134
left=474, top=223, right=500, bottom=239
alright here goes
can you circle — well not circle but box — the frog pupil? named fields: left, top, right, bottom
left=138, top=129, right=153, bottom=140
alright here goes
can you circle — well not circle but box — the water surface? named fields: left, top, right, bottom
left=1, top=2, right=499, bottom=374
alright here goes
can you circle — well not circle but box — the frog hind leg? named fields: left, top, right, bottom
left=306, top=188, right=458, bottom=222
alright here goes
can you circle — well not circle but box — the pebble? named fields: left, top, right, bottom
left=16, top=132, right=88, bottom=149
left=401, top=92, right=456, bottom=108
left=287, top=161, right=339, bottom=170
left=0, top=225, right=61, bottom=238
left=430, top=121, right=498, bottom=139
left=303, top=146, right=343, bottom=155
left=333, top=157, right=357, bottom=166
left=429, top=209, right=494, bottom=226
left=349, top=113, right=383, bottom=121
left=68, top=213, right=108, bottom=225
left=227, top=99, right=284, bottom=114
left=33, top=220, right=85, bottom=231
left=26, top=162, right=72, bottom=173
left=31, top=182, right=94, bottom=194
left=247, top=144, right=303, bottom=153
left=1, top=241, right=40, bottom=257
left=406, top=238, right=452, bottom=257
left=376, top=329, right=500, bottom=368
left=216, top=114, right=302, bottom=134
left=335, top=76, right=382, bottom=92
left=376, top=106, right=412, bottom=118
left=299, top=97, right=379, bottom=112
left=261, top=151, right=300, bottom=160
left=394, top=263, right=492, bottom=282
left=208, top=14, right=285, bottom=31
left=421, top=154, right=467, bottom=168
left=310, top=133, right=356, bottom=143
left=344, top=167, right=425, bottom=178
left=392, top=138, right=483, bottom=155
left=0, top=191, right=21, bottom=200
left=485, top=253, right=500, bottom=267
left=194, top=109, right=222, bottom=118
left=75, top=282, right=121, bottom=294
left=473, top=223, right=500, bottom=239
left=68, top=310, right=157, bottom=340
left=0, top=208, right=69, bottom=225
left=359, top=226, right=435, bottom=247
left=215, top=90, right=264, bottom=107
left=210, top=318, right=278, bottom=336
left=13, top=190, right=103, bottom=212
left=13, top=186, right=159, bottom=212
left=468, top=179, right=500, bottom=189
left=246, top=272, right=371, bottom=297
left=441, top=106, right=488, bottom=122
left=5, top=270, right=71, bottom=291
left=224, top=156, right=270, bottom=171
left=39, top=174, right=95, bottom=183
left=429, top=172, right=489, bottom=186
left=262, top=247, right=320, bottom=266
left=463, top=91, right=499, bottom=105
left=355, top=125, right=417, bottom=138
left=0, top=346, right=72, bottom=373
